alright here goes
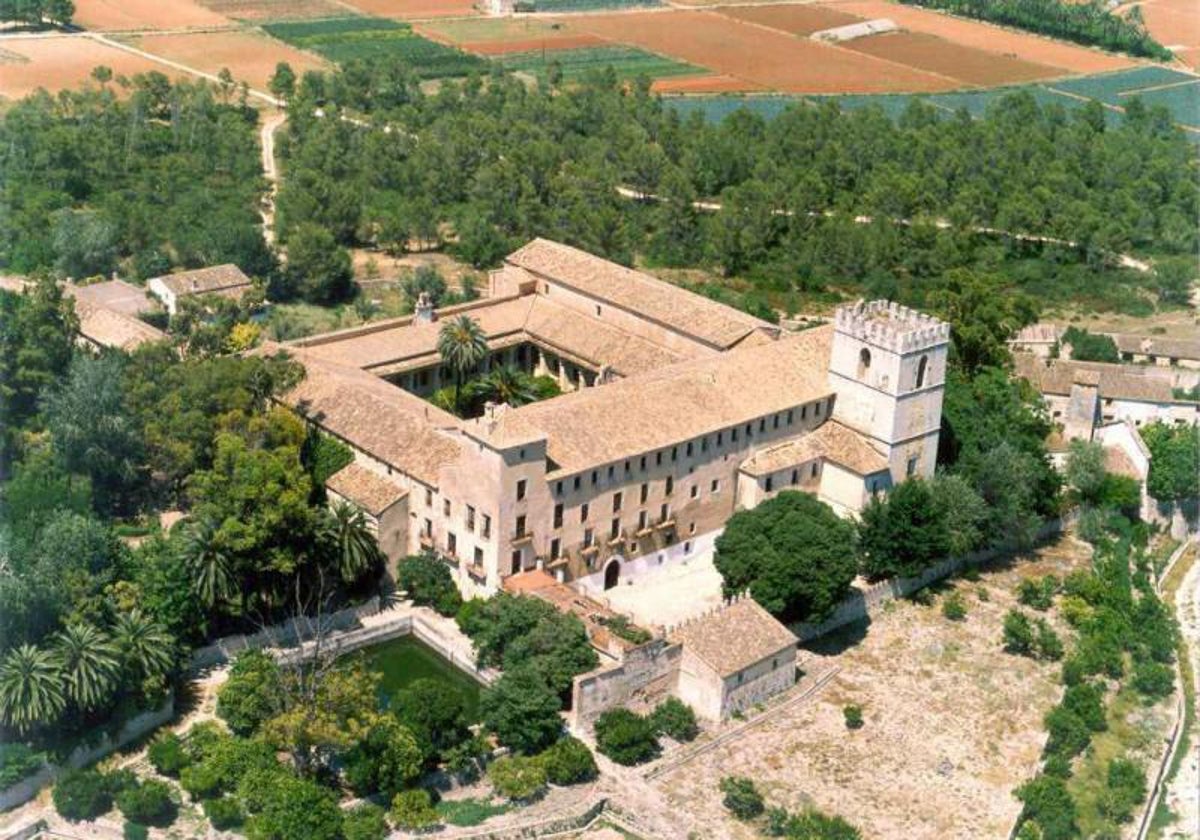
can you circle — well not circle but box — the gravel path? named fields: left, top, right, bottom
left=1161, top=541, right=1199, bottom=840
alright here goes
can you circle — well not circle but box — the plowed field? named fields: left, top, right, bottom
left=0, top=36, right=164, bottom=100
left=73, top=0, right=229, bottom=30
left=718, top=3, right=863, bottom=35
left=844, top=30, right=1065, bottom=85
left=128, top=30, right=328, bottom=88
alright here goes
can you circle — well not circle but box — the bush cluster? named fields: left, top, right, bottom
left=397, top=553, right=463, bottom=616
left=593, top=708, right=660, bottom=766
left=650, top=697, right=699, bottom=742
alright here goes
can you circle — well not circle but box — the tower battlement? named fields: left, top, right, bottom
left=833, top=300, right=950, bottom=354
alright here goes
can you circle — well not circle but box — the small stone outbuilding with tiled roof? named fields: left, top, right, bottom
left=669, top=595, right=798, bottom=721
left=148, top=264, right=253, bottom=315
left=325, top=462, right=409, bottom=575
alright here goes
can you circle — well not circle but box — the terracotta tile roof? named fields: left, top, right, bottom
left=278, top=347, right=465, bottom=486
left=471, top=326, right=835, bottom=473
left=293, top=294, right=702, bottom=378
left=66, top=280, right=156, bottom=317
left=739, top=421, right=887, bottom=477
left=506, top=239, right=774, bottom=350
left=1103, top=445, right=1142, bottom=480
left=151, top=264, right=252, bottom=297
left=1015, top=355, right=1177, bottom=404
left=1110, top=333, right=1200, bottom=362
left=326, top=462, right=408, bottom=516
left=503, top=570, right=643, bottom=654
left=74, top=300, right=166, bottom=351
left=670, top=597, right=797, bottom=677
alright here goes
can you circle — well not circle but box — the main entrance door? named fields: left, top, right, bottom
left=604, top=559, right=620, bottom=590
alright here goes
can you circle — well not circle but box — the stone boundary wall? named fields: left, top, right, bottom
left=189, top=598, right=381, bottom=671
left=569, top=640, right=682, bottom=731
left=0, top=820, right=45, bottom=840
left=0, top=697, right=174, bottom=812
left=435, top=797, right=607, bottom=840
left=791, top=518, right=1065, bottom=641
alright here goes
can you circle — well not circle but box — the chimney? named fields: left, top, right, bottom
left=414, top=292, right=436, bottom=325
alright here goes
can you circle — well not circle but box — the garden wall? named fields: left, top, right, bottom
left=0, top=695, right=174, bottom=812
left=569, top=639, right=682, bottom=731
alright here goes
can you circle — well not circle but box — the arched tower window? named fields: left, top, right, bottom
left=915, top=355, right=928, bottom=389
left=857, top=347, right=871, bottom=378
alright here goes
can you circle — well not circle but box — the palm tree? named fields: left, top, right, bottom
left=53, top=624, right=120, bottom=711
left=181, top=516, right=235, bottom=609
left=436, top=315, right=489, bottom=413
left=321, top=501, right=385, bottom=583
left=466, top=365, right=540, bottom=409
left=0, top=644, right=65, bottom=733
left=112, top=610, right=175, bottom=684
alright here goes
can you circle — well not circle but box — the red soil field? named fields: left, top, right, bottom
left=845, top=30, right=1066, bottom=85
left=73, top=0, right=229, bottom=30
left=460, top=34, right=606, bottom=54
left=557, top=9, right=955, bottom=93
left=129, top=30, right=328, bottom=90
left=825, top=0, right=1136, bottom=73
left=342, top=0, right=479, bottom=19
left=1126, top=0, right=1200, bottom=68
left=0, top=36, right=164, bottom=100
left=718, top=3, right=864, bottom=36
left=651, top=74, right=765, bottom=93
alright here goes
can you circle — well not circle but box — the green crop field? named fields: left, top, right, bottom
left=492, top=46, right=699, bottom=84
left=519, top=0, right=660, bottom=10
left=263, top=17, right=486, bottom=78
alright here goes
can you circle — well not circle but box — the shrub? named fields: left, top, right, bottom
left=479, top=666, right=564, bottom=754
left=123, top=823, right=148, bottom=840
left=1099, top=758, right=1146, bottom=823
left=115, top=779, right=177, bottom=827
left=396, top=553, right=463, bottom=616
left=243, top=772, right=343, bottom=840
left=443, top=734, right=488, bottom=782
left=1016, top=774, right=1077, bottom=840
left=53, top=768, right=116, bottom=822
left=942, top=591, right=967, bottom=621
left=538, top=737, right=598, bottom=785
left=593, top=708, right=660, bottom=766
left=0, top=743, right=46, bottom=788
left=1131, top=660, right=1174, bottom=701
left=342, top=802, right=389, bottom=840
left=1003, top=610, right=1035, bottom=655
left=843, top=704, right=864, bottom=730
left=488, top=755, right=547, bottom=801
left=1062, top=683, right=1107, bottom=733
left=650, top=697, right=699, bottom=742
left=1034, top=620, right=1064, bottom=662
left=719, top=776, right=764, bottom=820
left=390, top=788, right=440, bottom=830
left=1018, top=576, right=1057, bottom=611
left=217, top=650, right=284, bottom=737
left=203, top=796, right=245, bottom=830
left=769, top=807, right=863, bottom=839
left=1044, top=706, right=1092, bottom=760
left=147, top=732, right=190, bottom=777
left=180, top=762, right=223, bottom=800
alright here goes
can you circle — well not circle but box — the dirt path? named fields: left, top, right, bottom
left=1161, top=541, right=1200, bottom=839
left=259, top=111, right=286, bottom=246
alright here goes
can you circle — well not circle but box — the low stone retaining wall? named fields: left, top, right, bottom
left=437, top=797, right=607, bottom=840
left=0, top=696, right=174, bottom=812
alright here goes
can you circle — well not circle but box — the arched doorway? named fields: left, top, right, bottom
left=603, top=559, right=621, bottom=590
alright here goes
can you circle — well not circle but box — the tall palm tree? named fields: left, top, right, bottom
left=436, top=315, right=489, bottom=413
left=181, top=516, right=235, bottom=609
left=53, top=624, right=120, bottom=711
left=0, top=644, right=65, bottom=733
left=321, top=501, right=385, bottom=583
left=112, top=610, right=175, bottom=684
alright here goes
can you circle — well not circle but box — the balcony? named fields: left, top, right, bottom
left=466, top=563, right=487, bottom=581
left=653, top=518, right=676, bottom=531
left=418, top=532, right=434, bottom=549
left=511, top=531, right=534, bottom=547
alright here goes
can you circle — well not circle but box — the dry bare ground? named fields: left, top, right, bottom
left=0, top=36, right=164, bottom=101
left=650, top=534, right=1094, bottom=840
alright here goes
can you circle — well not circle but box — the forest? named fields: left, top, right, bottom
left=0, top=75, right=271, bottom=283
left=272, top=61, right=1197, bottom=314
left=901, top=0, right=1174, bottom=61
left=0, top=0, right=73, bottom=27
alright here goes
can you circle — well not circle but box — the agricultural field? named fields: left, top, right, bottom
left=493, top=45, right=699, bottom=84
left=842, top=30, right=1063, bottom=85
left=71, top=0, right=229, bottom=31
left=191, top=0, right=352, bottom=20
left=1123, top=0, right=1200, bottom=69
left=651, top=535, right=1094, bottom=840
left=125, top=30, right=329, bottom=89
left=263, top=17, right=486, bottom=76
left=342, top=0, right=480, bottom=20
left=0, top=35, right=164, bottom=102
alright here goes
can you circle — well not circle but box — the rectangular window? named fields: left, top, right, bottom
left=773, top=414, right=780, bottom=429
left=555, top=481, right=563, bottom=496
left=482, top=514, right=491, bottom=539
left=907, top=456, right=919, bottom=477
left=690, top=485, right=699, bottom=499
left=573, top=476, right=581, bottom=491
left=656, top=452, right=663, bottom=466
left=671, top=446, right=678, bottom=462
left=515, top=515, right=526, bottom=537
left=511, top=550, right=522, bottom=574
left=474, top=547, right=483, bottom=566
left=516, top=479, right=527, bottom=501
left=640, top=456, right=647, bottom=471
left=425, top=488, right=433, bottom=507
left=638, top=511, right=648, bottom=531
left=759, top=418, right=766, bottom=432
left=610, top=518, right=620, bottom=540
left=717, top=431, right=723, bottom=446
left=791, top=469, right=798, bottom=485
left=584, top=528, right=594, bottom=547
left=640, top=483, right=649, bottom=504
left=746, top=423, right=752, bottom=437
left=608, top=465, right=615, bottom=479
left=553, top=503, right=563, bottom=528
left=686, top=442, right=694, bottom=457
left=732, top=427, right=739, bottom=443
left=702, top=437, right=709, bottom=453
left=423, top=518, right=432, bottom=537
left=550, top=538, right=560, bottom=559
left=815, top=402, right=822, bottom=417
left=581, top=502, right=589, bottom=522
left=801, top=405, right=807, bottom=420
left=447, top=532, right=457, bottom=555
left=665, top=476, right=674, bottom=495
left=660, top=503, right=669, bottom=521
left=443, top=499, right=451, bottom=517
left=591, top=470, right=598, bottom=485
left=811, top=462, right=819, bottom=478
left=466, top=505, right=476, bottom=532
left=711, top=479, right=720, bottom=493
left=613, top=492, right=623, bottom=512
left=624, top=460, right=631, bottom=474
left=786, top=409, right=794, bottom=425
left=765, top=476, right=774, bottom=492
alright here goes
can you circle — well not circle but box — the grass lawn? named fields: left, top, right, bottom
left=435, top=797, right=512, bottom=827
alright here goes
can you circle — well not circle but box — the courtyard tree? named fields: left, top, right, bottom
left=1141, top=422, right=1200, bottom=502
left=1064, top=440, right=1108, bottom=506
left=436, top=315, right=489, bottom=413
left=181, top=516, right=236, bottom=610
left=0, top=644, right=65, bottom=733
left=857, top=478, right=950, bottom=580
left=52, top=623, right=119, bottom=711
left=593, top=708, right=660, bottom=766
left=217, top=650, right=285, bottom=737
left=396, top=553, right=462, bottom=616
left=318, top=501, right=384, bottom=584
left=479, top=666, right=562, bottom=754
left=714, top=491, right=858, bottom=622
